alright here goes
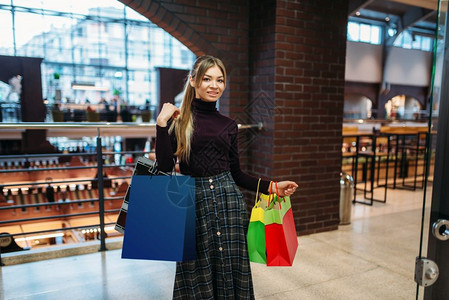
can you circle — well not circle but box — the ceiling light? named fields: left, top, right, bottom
left=356, top=11, right=361, bottom=16
left=72, top=82, right=109, bottom=91
left=385, top=16, right=390, bottom=22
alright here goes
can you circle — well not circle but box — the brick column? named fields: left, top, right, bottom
left=277, top=1, right=348, bottom=233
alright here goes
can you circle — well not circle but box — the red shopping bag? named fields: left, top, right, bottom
left=264, top=182, right=298, bottom=266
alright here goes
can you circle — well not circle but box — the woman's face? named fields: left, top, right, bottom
left=191, top=65, right=225, bottom=102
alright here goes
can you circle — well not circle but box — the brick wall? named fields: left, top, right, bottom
left=120, top=0, right=348, bottom=235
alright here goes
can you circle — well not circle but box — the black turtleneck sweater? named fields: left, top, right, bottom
left=156, top=98, right=270, bottom=193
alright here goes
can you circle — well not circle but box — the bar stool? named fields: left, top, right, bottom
left=400, top=132, right=427, bottom=190
left=387, top=131, right=427, bottom=191
left=354, top=133, right=389, bottom=206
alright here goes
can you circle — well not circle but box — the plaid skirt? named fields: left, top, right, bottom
left=173, top=171, right=255, bottom=300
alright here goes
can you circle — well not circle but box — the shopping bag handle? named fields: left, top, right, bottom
left=148, top=158, right=177, bottom=177
left=274, top=181, right=286, bottom=208
left=254, top=178, right=261, bottom=206
left=147, top=160, right=158, bottom=174
left=267, top=181, right=274, bottom=207
left=267, top=181, right=286, bottom=209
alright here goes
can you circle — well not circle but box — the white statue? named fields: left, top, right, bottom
left=6, top=75, right=22, bottom=101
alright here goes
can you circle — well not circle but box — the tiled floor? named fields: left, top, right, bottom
left=0, top=186, right=432, bottom=300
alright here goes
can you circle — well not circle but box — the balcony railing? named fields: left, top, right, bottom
left=0, top=122, right=263, bottom=266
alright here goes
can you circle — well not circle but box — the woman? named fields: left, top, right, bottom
left=156, top=55, right=298, bottom=299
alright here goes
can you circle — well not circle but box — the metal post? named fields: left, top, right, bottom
left=97, top=129, right=107, bottom=251
left=353, top=136, right=360, bottom=203
left=0, top=245, right=4, bottom=266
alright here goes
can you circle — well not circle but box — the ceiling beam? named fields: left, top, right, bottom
left=388, top=0, right=438, bottom=10
left=385, top=6, right=436, bottom=46
left=403, top=7, right=435, bottom=28
left=348, top=0, right=376, bottom=16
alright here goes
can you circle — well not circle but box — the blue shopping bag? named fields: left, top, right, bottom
left=121, top=175, right=196, bottom=262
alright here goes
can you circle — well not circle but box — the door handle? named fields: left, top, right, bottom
left=432, top=219, right=449, bottom=241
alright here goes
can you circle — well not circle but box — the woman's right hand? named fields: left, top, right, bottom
left=156, top=103, right=180, bottom=127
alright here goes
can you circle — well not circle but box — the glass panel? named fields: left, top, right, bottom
left=422, top=37, right=433, bottom=51
left=402, top=31, right=413, bottom=49
left=412, top=35, right=422, bottom=49
left=394, top=32, right=404, bottom=47
left=0, top=9, right=13, bottom=55
left=13, top=0, right=125, bottom=16
left=347, top=22, right=360, bottom=41
left=12, top=0, right=44, bottom=10
left=50, top=0, right=124, bottom=15
left=370, top=26, right=381, bottom=44
left=0, top=80, right=9, bottom=101
left=14, top=12, right=45, bottom=57
left=127, top=70, right=149, bottom=105
left=126, top=24, right=150, bottom=69
left=126, top=6, right=148, bottom=21
left=359, top=24, right=371, bottom=43
left=19, top=0, right=72, bottom=14
left=416, top=0, right=444, bottom=298
left=44, top=15, right=75, bottom=63
left=104, top=21, right=125, bottom=67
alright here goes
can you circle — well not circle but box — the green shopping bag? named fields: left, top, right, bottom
left=247, top=179, right=276, bottom=264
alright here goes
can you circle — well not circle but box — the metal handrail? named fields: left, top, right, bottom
left=0, top=122, right=155, bottom=129
left=1, top=165, right=104, bottom=174
left=0, top=121, right=264, bottom=130
left=3, top=223, right=117, bottom=238
left=0, top=162, right=137, bottom=174
left=0, top=211, right=105, bottom=225
left=238, top=122, right=264, bottom=130
left=0, top=150, right=148, bottom=159
left=0, top=196, right=123, bottom=211
left=0, top=175, right=134, bottom=188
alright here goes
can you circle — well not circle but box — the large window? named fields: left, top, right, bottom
left=347, top=21, right=382, bottom=45
left=0, top=9, right=14, bottom=56
left=393, top=31, right=433, bottom=51
left=348, top=20, right=433, bottom=52
left=0, top=0, right=196, bottom=107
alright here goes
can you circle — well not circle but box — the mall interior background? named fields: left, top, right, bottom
left=0, top=0, right=440, bottom=261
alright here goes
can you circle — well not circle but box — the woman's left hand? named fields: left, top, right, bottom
left=275, top=181, right=299, bottom=197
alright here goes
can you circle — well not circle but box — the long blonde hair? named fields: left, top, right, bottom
left=169, top=55, right=227, bottom=162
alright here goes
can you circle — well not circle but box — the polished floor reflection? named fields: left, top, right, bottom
left=0, top=187, right=431, bottom=300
